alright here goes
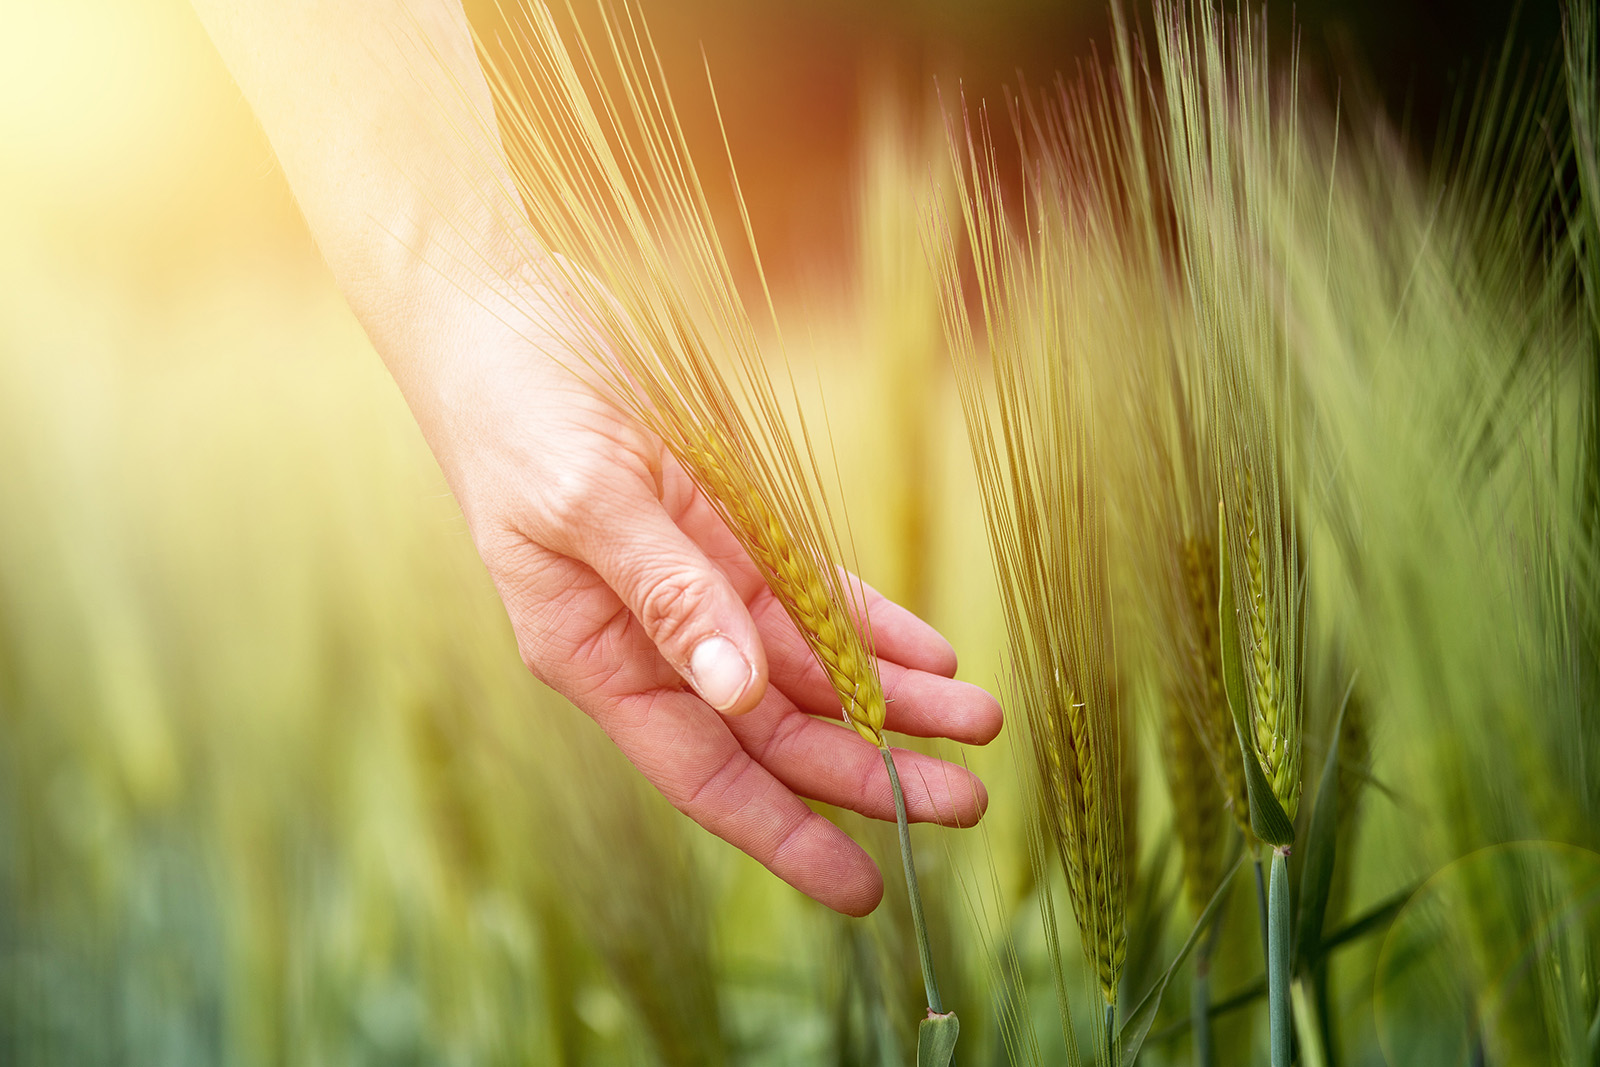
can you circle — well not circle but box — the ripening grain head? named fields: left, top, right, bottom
left=1152, top=0, right=1307, bottom=828
left=928, top=96, right=1128, bottom=1011
left=441, top=0, right=887, bottom=744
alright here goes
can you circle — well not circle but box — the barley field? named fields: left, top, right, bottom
left=1, top=1, right=1596, bottom=1065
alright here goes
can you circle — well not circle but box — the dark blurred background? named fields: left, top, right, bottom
left=465, top=0, right=1562, bottom=291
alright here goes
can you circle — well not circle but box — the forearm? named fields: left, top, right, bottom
left=189, top=0, right=529, bottom=414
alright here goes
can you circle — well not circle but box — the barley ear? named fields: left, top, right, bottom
left=1239, top=471, right=1299, bottom=819
left=1219, top=500, right=1295, bottom=848
left=679, top=427, right=885, bottom=748
left=1166, top=699, right=1227, bottom=917
left=1179, top=534, right=1252, bottom=839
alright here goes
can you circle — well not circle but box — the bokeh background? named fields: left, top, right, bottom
left=0, top=1, right=1580, bottom=1064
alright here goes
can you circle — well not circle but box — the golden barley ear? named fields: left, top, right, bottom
left=445, top=0, right=959, bottom=1041
left=448, top=0, right=887, bottom=744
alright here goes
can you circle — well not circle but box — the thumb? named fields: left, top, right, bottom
left=575, top=498, right=769, bottom=715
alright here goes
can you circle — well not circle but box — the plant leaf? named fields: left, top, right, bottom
left=1320, top=885, right=1414, bottom=952
left=1219, top=501, right=1296, bottom=847
left=1117, top=858, right=1244, bottom=1066
left=918, top=1011, right=960, bottom=1067
left=1294, top=687, right=1352, bottom=971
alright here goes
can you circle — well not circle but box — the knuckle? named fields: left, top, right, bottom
left=680, top=750, right=753, bottom=814
left=636, top=569, right=716, bottom=652
left=537, top=455, right=612, bottom=530
left=753, top=710, right=808, bottom=766
left=513, top=626, right=558, bottom=683
left=770, top=809, right=820, bottom=867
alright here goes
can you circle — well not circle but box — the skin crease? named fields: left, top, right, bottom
left=189, top=0, right=1002, bottom=916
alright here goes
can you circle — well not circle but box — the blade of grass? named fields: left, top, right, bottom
left=1291, top=978, right=1329, bottom=1067
left=1296, top=687, right=1354, bottom=972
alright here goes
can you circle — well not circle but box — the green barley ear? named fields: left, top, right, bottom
left=1218, top=497, right=1296, bottom=848
left=1179, top=533, right=1251, bottom=839
left=1225, top=467, right=1302, bottom=825
left=1149, top=0, right=1306, bottom=843
left=929, top=92, right=1128, bottom=1031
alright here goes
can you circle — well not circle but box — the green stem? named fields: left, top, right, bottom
left=881, top=745, right=943, bottom=1015
left=1268, top=848, right=1292, bottom=1067
left=1106, top=1001, right=1116, bottom=1065
left=1191, top=963, right=1213, bottom=1067
left=1290, top=978, right=1328, bottom=1067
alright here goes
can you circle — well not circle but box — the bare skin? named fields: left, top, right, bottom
left=190, top=0, right=1001, bottom=916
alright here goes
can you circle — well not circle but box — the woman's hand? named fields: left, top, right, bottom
left=423, top=315, right=1001, bottom=916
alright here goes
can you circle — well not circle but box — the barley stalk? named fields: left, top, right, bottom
left=1267, top=847, right=1292, bottom=1067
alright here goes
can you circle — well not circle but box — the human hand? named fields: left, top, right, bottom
left=415, top=308, right=1002, bottom=917
left=187, top=0, right=1000, bottom=917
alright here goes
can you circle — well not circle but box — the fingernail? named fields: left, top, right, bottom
left=689, top=635, right=753, bottom=712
